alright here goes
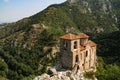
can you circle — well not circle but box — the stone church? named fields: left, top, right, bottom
left=60, top=33, right=97, bottom=72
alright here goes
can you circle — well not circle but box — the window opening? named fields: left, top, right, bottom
left=74, top=41, right=77, bottom=49
left=86, top=51, right=88, bottom=57
left=76, top=55, right=79, bottom=63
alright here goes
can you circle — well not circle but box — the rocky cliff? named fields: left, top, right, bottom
left=34, top=68, right=97, bottom=80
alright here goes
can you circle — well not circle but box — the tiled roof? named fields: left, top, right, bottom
left=80, top=45, right=85, bottom=51
left=89, top=40, right=97, bottom=46
left=80, top=40, right=96, bottom=51
left=60, top=33, right=96, bottom=46
left=85, top=40, right=97, bottom=47
left=60, top=33, right=96, bottom=52
left=77, top=33, right=89, bottom=38
left=60, top=33, right=78, bottom=40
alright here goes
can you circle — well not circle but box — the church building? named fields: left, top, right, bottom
left=60, top=33, right=97, bottom=71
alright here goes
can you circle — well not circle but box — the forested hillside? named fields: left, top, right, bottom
left=0, top=0, right=120, bottom=80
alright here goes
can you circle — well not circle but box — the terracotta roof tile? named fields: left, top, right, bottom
left=84, top=40, right=97, bottom=47
left=89, top=40, right=97, bottom=46
left=80, top=45, right=85, bottom=51
left=77, top=33, right=89, bottom=38
left=60, top=33, right=78, bottom=40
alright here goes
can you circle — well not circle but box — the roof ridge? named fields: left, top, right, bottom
left=60, top=33, right=78, bottom=40
left=77, top=33, right=89, bottom=38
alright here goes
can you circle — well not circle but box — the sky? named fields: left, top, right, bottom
left=0, top=0, right=66, bottom=23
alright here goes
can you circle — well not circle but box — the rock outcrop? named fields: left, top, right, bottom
left=34, top=67, right=97, bottom=80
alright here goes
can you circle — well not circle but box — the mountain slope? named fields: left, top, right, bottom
left=0, top=0, right=120, bottom=79
left=0, top=0, right=120, bottom=39
left=30, top=0, right=118, bottom=33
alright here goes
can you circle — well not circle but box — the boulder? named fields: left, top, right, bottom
left=34, top=74, right=50, bottom=80
left=48, top=67, right=58, bottom=75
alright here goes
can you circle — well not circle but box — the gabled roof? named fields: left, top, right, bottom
left=88, top=40, right=97, bottom=47
left=85, top=40, right=97, bottom=47
left=77, top=33, right=89, bottom=39
left=60, top=33, right=78, bottom=40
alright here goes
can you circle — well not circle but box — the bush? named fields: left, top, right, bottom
left=84, top=71, right=95, bottom=79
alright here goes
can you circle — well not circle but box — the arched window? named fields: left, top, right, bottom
left=86, top=51, right=88, bottom=57
left=74, top=41, right=77, bottom=49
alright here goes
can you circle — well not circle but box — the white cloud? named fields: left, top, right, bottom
left=3, top=0, right=10, bottom=2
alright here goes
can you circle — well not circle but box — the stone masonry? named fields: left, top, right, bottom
left=60, top=33, right=97, bottom=72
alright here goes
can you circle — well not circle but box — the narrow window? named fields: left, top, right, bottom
left=76, top=55, right=79, bottom=62
left=86, top=51, right=88, bottom=57
left=74, top=41, right=77, bottom=49
left=77, top=66, right=79, bottom=70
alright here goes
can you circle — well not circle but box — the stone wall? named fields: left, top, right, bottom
left=60, top=35, right=97, bottom=72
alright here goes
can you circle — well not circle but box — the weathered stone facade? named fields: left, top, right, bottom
left=60, top=33, right=97, bottom=72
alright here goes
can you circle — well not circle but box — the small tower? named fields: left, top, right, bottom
left=60, top=33, right=80, bottom=69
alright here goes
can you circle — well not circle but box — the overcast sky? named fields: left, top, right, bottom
left=0, top=0, right=66, bottom=23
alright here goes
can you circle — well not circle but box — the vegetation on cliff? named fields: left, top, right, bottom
left=0, top=0, right=120, bottom=79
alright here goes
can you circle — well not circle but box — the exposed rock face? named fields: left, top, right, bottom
left=34, top=70, right=71, bottom=80
left=68, top=0, right=78, bottom=4
left=34, top=68, right=97, bottom=80
left=48, top=67, right=58, bottom=75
